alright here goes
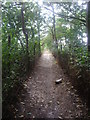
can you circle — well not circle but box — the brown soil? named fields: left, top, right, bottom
left=15, top=50, right=89, bottom=119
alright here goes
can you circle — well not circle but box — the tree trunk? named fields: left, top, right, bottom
left=18, top=38, right=24, bottom=51
left=87, top=1, right=90, bottom=51
left=31, top=27, right=36, bottom=57
left=38, top=29, right=41, bottom=55
left=8, top=34, right=11, bottom=75
left=37, top=13, right=41, bottom=55
left=21, top=3, right=29, bottom=72
left=51, top=4, right=58, bottom=50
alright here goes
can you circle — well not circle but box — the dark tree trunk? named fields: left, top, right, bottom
left=21, top=4, right=29, bottom=72
left=33, top=42, right=36, bottom=57
left=87, top=1, right=90, bottom=51
left=18, top=38, right=24, bottom=51
left=8, top=34, right=11, bottom=75
left=38, top=30, right=41, bottom=55
left=37, top=14, right=41, bottom=55
left=51, top=4, right=58, bottom=50
left=31, top=27, right=36, bottom=57
left=50, top=27, right=54, bottom=41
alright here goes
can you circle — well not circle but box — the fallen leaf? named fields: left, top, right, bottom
left=20, top=102, right=25, bottom=105
left=55, top=78, right=62, bottom=84
left=49, top=101, right=52, bottom=103
left=19, top=115, right=24, bottom=118
left=57, top=101, right=60, bottom=105
left=58, top=116, right=63, bottom=119
left=27, top=112, right=32, bottom=115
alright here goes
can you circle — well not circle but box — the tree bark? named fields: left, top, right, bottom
left=87, top=1, right=90, bottom=51
left=18, top=38, right=25, bottom=51
left=8, top=34, right=11, bottom=75
left=31, top=27, right=36, bottom=56
left=37, top=13, right=41, bottom=55
left=38, top=27, right=41, bottom=55
left=21, top=4, right=28, bottom=54
left=21, top=3, right=29, bottom=71
left=51, top=4, right=58, bottom=50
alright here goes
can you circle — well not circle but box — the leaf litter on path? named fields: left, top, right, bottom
left=16, top=50, right=89, bottom=119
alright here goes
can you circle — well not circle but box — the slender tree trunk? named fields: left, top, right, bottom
left=37, top=13, right=41, bottom=55
left=33, top=42, right=36, bottom=57
left=38, top=28, right=41, bottom=55
left=51, top=4, right=58, bottom=51
left=8, top=34, right=11, bottom=75
left=18, top=38, right=24, bottom=51
left=87, top=1, right=90, bottom=51
left=87, top=1, right=90, bottom=72
left=29, top=26, right=35, bottom=70
left=31, top=27, right=35, bottom=57
left=21, top=3, right=29, bottom=72
left=51, top=27, right=54, bottom=41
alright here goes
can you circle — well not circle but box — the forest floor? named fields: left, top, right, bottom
left=15, top=50, right=89, bottom=119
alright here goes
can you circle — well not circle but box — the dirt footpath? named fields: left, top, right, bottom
left=16, top=50, right=88, bottom=119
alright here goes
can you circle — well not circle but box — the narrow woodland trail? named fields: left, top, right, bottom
left=16, top=50, right=88, bottom=119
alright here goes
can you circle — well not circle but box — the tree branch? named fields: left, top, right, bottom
left=44, top=6, right=86, bottom=25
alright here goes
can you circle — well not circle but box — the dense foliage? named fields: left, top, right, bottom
left=2, top=1, right=90, bottom=114
left=43, top=2, right=90, bottom=107
left=2, top=2, right=42, bottom=97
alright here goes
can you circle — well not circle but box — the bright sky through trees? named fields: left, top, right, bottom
left=35, top=0, right=87, bottom=44
left=2, top=1, right=90, bottom=119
